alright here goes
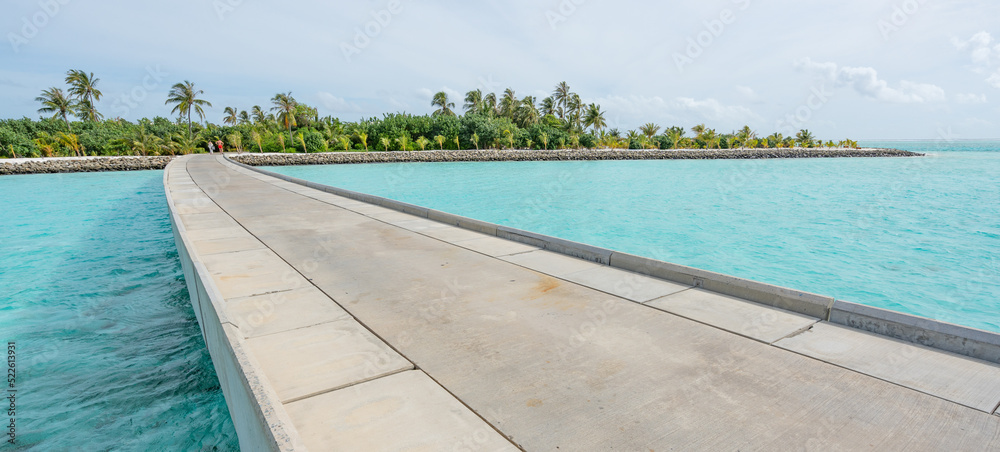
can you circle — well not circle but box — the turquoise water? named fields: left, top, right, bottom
left=268, top=140, right=1000, bottom=333
left=0, top=171, right=238, bottom=451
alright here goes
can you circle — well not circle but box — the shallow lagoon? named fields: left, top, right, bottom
left=269, top=140, right=1000, bottom=333
left=0, top=170, right=238, bottom=450
left=0, top=140, right=996, bottom=448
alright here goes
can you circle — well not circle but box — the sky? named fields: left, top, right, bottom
left=1, top=0, right=999, bottom=140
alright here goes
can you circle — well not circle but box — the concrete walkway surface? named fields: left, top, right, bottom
left=166, top=154, right=1000, bottom=451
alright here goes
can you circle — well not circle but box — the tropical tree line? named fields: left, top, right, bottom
left=1, top=73, right=858, bottom=159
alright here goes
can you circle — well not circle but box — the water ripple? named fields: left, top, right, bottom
left=270, top=143, right=1000, bottom=333
left=0, top=171, right=238, bottom=451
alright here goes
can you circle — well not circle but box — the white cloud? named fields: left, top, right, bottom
left=953, top=31, right=1000, bottom=89
left=736, top=85, right=759, bottom=101
left=989, top=72, right=1000, bottom=89
left=952, top=31, right=1000, bottom=67
left=592, top=94, right=759, bottom=129
left=796, top=58, right=946, bottom=103
left=4, top=1, right=1000, bottom=138
left=955, top=93, right=988, bottom=104
left=671, top=97, right=761, bottom=122
left=317, top=92, right=361, bottom=113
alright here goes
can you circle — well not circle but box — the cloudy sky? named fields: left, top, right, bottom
left=2, top=0, right=998, bottom=139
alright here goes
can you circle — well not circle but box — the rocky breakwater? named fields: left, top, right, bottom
left=229, top=148, right=922, bottom=167
left=0, top=156, right=174, bottom=176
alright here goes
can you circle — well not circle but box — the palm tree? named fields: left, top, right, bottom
left=226, top=133, right=244, bottom=153
left=503, top=129, right=514, bottom=149
left=666, top=128, right=684, bottom=149
left=566, top=94, right=583, bottom=127
left=165, top=81, right=212, bottom=139
left=416, top=136, right=430, bottom=151
left=238, top=110, right=250, bottom=125
left=251, top=130, right=263, bottom=153
left=692, top=123, right=706, bottom=135
left=296, top=132, right=307, bottom=153
left=626, top=130, right=641, bottom=148
left=130, top=128, right=165, bottom=156
left=434, top=135, right=446, bottom=150
left=380, top=136, right=391, bottom=152
left=517, top=96, right=540, bottom=127
left=482, top=93, right=499, bottom=117
left=35, top=87, right=76, bottom=130
left=464, top=89, right=483, bottom=114
left=355, top=131, right=369, bottom=151
left=33, top=132, right=58, bottom=157
left=540, top=97, right=556, bottom=117
left=251, top=105, right=267, bottom=123
left=552, top=82, right=571, bottom=118
left=795, top=129, right=815, bottom=148
left=223, top=107, right=239, bottom=126
left=65, top=70, right=102, bottom=122
left=56, top=132, right=85, bottom=157
left=639, top=123, right=661, bottom=140
left=583, top=103, right=606, bottom=133
left=766, top=133, right=783, bottom=148
left=539, top=132, right=549, bottom=150
left=271, top=92, right=298, bottom=143
left=396, top=135, right=412, bottom=151
left=165, top=133, right=193, bottom=156
left=334, top=135, right=352, bottom=151
left=471, top=132, right=480, bottom=150
left=703, top=129, right=720, bottom=149
left=74, top=99, right=103, bottom=123
left=293, top=103, right=318, bottom=129
left=569, top=134, right=581, bottom=149
left=838, top=139, right=858, bottom=149
left=431, top=91, right=456, bottom=116
left=500, top=88, right=518, bottom=119
left=735, top=125, right=756, bottom=149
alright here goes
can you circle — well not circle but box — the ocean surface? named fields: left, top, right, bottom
left=268, top=140, right=1000, bottom=333
left=0, top=171, right=238, bottom=451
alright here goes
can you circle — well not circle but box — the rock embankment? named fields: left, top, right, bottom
left=229, top=148, right=922, bottom=167
left=0, top=156, right=174, bottom=175
left=0, top=148, right=923, bottom=175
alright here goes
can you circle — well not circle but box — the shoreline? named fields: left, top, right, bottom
left=230, top=147, right=922, bottom=167
left=0, top=155, right=174, bottom=176
left=0, top=148, right=921, bottom=175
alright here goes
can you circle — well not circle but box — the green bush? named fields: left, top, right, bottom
left=303, top=130, right=326, bottom=153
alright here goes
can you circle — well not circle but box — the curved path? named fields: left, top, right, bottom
left=166, top=154, right=1000, bottom=451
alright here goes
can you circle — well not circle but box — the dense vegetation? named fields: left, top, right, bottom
left=1, top=71, right=857, bottom=158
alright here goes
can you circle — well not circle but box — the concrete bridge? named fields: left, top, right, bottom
left=165, top=154, right=1000, bottom=451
